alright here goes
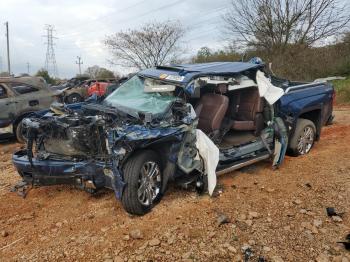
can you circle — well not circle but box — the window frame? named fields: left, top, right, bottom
left=9, top=82, right=40, bottom=95
left=0, top=84, right=8, bottom=99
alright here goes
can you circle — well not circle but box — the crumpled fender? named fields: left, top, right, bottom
left=272, top=117, right=288, bottom=167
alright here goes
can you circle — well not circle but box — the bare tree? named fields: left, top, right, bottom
left=223, top=0, right=350, bottom=51
left=105, top=21, right=186, bottom=69
left=85, top=65, right=100, bottom=79
left=85, top=65, right=115, bottom=79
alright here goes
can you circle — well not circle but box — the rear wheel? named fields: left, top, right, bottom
left=121, top=150, right=163, bottom=215
left=66, top=93, right=83, bottom=104
left=288, top=118, right=316, bottom=156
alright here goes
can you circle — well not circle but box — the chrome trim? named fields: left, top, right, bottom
left=285, top=82, right=325, bottom=94
left=216, top=154, right=270, bottom=176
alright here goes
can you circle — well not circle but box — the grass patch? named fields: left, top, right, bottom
left=332, top=77, right=350, bottom=104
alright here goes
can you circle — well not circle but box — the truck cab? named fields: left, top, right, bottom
left=12, top=61, right=334, bottom=215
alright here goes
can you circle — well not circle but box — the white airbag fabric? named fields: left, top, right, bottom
left=195, top=129, right=219, bottom=195
left=256, top=70, right=284, bottom=105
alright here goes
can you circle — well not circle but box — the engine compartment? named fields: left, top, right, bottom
left=23, top=98, right=192, bottom=162
left=24, top=113, right=108, bottom=159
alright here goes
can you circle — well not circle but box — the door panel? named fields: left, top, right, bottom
left=0, top=84, right=17, bottom=134
left=0, top=84, right=17, bottom=124
left=10, top=82, right=54, bottom=113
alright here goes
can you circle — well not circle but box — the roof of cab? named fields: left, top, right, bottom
left=138, top=62, right=264, bottom=85
left=0, top=76, right=47, bottom=89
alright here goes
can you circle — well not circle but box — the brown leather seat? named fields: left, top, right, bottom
left=230, top=88, right=264, bottom=135
left=195, top=91, right=229, bottom=134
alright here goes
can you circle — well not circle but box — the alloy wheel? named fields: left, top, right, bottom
left=297, top=126, right=314, bottom=155
left=137, top=161, right=161, bottom=206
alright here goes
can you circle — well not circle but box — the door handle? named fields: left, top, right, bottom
left=29, top=100, right=39, bottom=106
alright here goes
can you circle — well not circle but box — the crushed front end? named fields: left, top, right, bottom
left=12, top=95, right=201, bottom=199
left=12, top=105, right=117, bottom=193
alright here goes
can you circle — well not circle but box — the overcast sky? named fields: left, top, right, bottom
left=0, top=0, right=229, bottom=78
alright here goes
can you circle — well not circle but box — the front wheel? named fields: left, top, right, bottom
left=66, top=93, right=83, bottom=104
left=15, top=119, right=26, bottom=143
left=121, top=150, right=163, bottom=215
left=288, top=118, right=316, bottom=156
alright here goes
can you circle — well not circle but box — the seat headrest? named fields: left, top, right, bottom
left=215, top=83, right=228, bottom=94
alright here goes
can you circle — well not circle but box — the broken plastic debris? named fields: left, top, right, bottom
left=10, top=180, right=30, bottom=198
left=326, top=207, right=344, bottom=217
left=337, top=233, right=350, bottom=250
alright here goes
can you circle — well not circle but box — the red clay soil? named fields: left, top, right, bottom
left=0, top=107, right=349, bottom=262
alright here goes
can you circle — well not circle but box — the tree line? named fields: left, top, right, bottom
left=3, top=0, right=349, bottom=81
left=104, top=0, right=349, bottom=80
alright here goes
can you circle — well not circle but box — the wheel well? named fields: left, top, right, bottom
left=67, top=92, right=81, bottom=97
left=299, top=109, right=321, bottom=139
left=123, top=143, right=171, bottom=171
left=12, top=112, right=34, bottom=139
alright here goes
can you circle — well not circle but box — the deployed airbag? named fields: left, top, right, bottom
left=195, top=129, right=219, bottom=195
left=256, top=70, right=284, bottom=105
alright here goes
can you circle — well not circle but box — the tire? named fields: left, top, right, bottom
left=66, top=93, right=83, bottom=104
left=15, top=119, right=26, bottom=143
left=288, top=118, right=316, bottom=156
left=121, top=150, right=163, bottom=215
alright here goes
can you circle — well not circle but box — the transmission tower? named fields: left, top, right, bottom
left=43, top=25, right=58, bottom=77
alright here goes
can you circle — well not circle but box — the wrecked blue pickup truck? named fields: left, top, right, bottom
left=12, top=61, right=334, bottom=215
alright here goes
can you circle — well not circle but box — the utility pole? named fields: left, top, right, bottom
left=5, top=22, right=11, bottom=76
left=76, top=56, right=83, bottom=75
left=0, top=56, right=3, bottom=72
left=27, top=62, right=30, bottom=75
left=43, top=24, right=58, bottom=77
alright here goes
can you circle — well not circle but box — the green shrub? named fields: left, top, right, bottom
left=333, top=77, right=350, bottom=104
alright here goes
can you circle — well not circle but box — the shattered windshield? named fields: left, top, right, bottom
left=104, top=75, right=176, bottom=115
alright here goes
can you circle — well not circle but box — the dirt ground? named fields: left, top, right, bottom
left=0, top=107, right=349, bottom=262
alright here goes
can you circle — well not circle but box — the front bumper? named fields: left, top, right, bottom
left=12, top=150, right=110, bottom=189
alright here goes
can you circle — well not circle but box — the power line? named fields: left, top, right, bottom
left=186, top=27, right=221, bottom=42
left=56, top=7, right=226, bottom=51
left=57, top=0, right=149, bottom=37
left=59, top=0, right=186, bottom=39
left=76, top=56, right=83, bottom=75
left=43, top=24, right=58, bottom=77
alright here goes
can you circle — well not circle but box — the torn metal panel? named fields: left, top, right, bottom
left=113, top=124, right=185, bottom=141
left=272, top=117, right=288, bottom=167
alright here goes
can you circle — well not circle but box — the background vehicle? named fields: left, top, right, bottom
left=0, top=76, right=60, bottom=142
left=12, top=61, right=334, bottom=215
left=52, top=76, right=90, bottom=104
left=87, top=79, right=117, bottom=97
left=54, top=78, right=119, bottom=103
